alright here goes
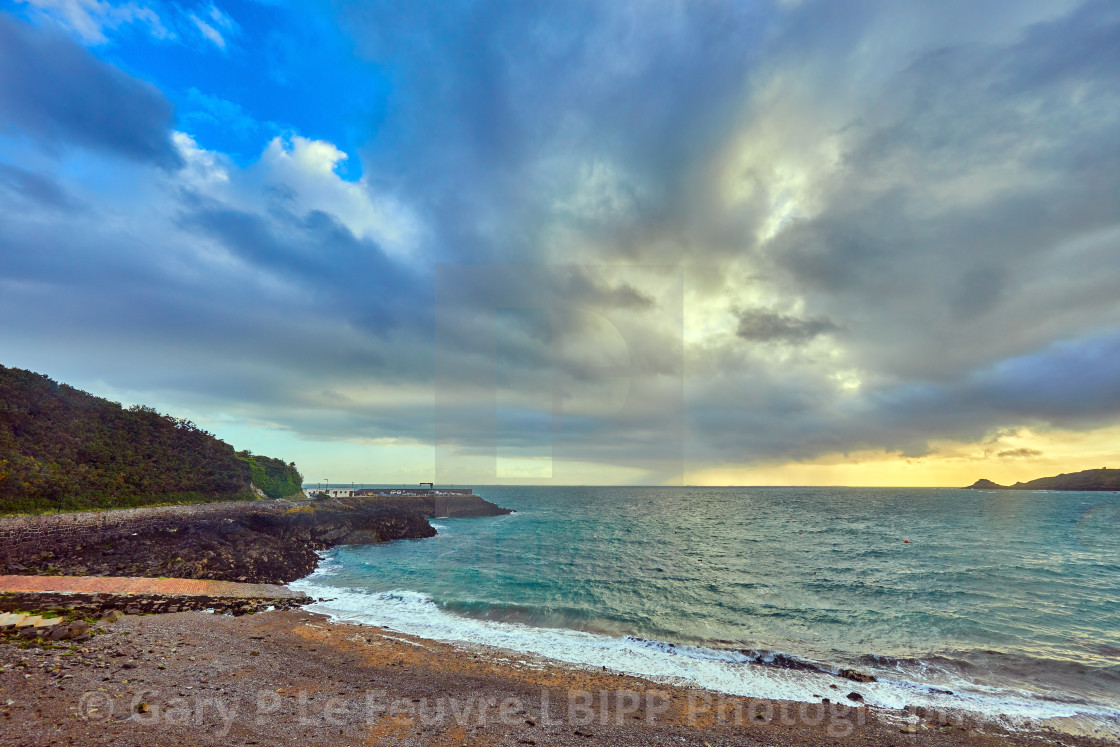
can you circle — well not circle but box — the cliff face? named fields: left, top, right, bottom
left=0, top=495, right=512, bottom=584
left=966, top=468, right=1120, bottom=491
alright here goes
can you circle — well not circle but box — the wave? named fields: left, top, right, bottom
left=855, top=650, right=1120, bottom=704
left=306, top=549, right=344, bottom=577
left=289, top=575, right=1120, bottom=733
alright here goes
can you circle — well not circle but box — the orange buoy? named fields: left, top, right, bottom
left=903, top=539, right=909, bottom=543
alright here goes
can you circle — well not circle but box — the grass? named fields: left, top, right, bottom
left=0, top=489, right=261, bottom=517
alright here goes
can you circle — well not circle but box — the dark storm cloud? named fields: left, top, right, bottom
left=341, top=0, right=770, bottom=264
left=735, top=309, right=837, bottom=345
left=998, top=448, right=1043, bottom=459
left=687, top=326, right=1120, bottom=466
left=773, top=0, right=1120, bottom=315
left=0, top=14, right=182, bottom=168
left=186, top=0, right=1120, bottom=469
left=179, top=202, right=421, bottom=334
left=0, top=200, right=418, bottom=431
left=0, top=162, right=79, bottom=210
left=965, top=331, right=1120, bottom=425
left=674, top=0, right=1120, bottom=465
left=2, top=0, right=1119, bottom=480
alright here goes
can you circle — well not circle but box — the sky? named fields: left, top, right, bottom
left=1, top=0, right=1119, bottom=487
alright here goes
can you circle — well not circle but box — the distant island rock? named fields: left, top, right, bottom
left=966, top=478, right=1005, bottom=489
left=966, top=468, right=1120, bottom=491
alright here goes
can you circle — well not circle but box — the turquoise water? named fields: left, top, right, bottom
left=292, top=487, right=1120, bottom=730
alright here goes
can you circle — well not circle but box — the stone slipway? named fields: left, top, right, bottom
left=0, top=575, right=305, bottom=598
left=0, top=575, right=311, bottom=617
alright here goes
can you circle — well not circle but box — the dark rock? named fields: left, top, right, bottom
left=846, top=692, right=864, bottom=702
left=839, top=668, right=877, bottom=683
left=1, top=495, right=511, bottom=588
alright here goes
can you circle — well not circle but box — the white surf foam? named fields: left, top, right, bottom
left=289, top=574, right=1120, bottom=733
left=307, top=550, right=344, bottom=577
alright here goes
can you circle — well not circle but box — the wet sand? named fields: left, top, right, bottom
left=1, top=609, right=1114, bottom=746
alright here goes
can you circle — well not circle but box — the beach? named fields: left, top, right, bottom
left=1, top=608, right=1114, bottom=746
left=3, top=487, right=1117, bottom=744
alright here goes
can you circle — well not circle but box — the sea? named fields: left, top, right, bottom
left=290, top=486, right=1120, bottom=736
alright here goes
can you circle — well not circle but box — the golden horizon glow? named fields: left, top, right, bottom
left=684, top=425, right=1120, bottom=488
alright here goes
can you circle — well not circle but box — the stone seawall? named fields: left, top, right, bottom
left=422, top=493, right=517, bottom=519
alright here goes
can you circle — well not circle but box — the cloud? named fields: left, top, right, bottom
left=3, top=1, right=1120, bottom=483
left=0, top=161, right=80, bottom=209
left=177, top=203, right=417, bottom=334
left=18, top=0, right=170, bottom=44
left=250, top=135, right=420, bottom=256
left=761, top=1, right=1120, bottom=380
left=189, top=15, right=223, bottom=48
left=735, top=309, right=837, bottom=345
left=998, top=448, right=1043, bottom=459
left=188, top=4, right=235, bottom=50
left=17, top=1, right=241, bottom=51
left=0, top=14, right=182, bottom=167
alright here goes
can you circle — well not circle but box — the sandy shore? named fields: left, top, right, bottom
left=1, top=609, right=1114, bottom=746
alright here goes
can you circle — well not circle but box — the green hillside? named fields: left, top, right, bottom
left=239, top=451, right=305, bottom=500
left=0, top=364, right=304, bottom=514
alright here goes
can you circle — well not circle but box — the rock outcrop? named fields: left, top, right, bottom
left=966, top=478, right=1004, bottom=489
left=0, top=495, right=511, bottom=584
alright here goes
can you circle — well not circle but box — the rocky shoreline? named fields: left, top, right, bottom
left=0, top=494, right=512, bottom=585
